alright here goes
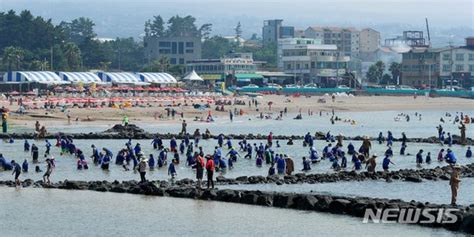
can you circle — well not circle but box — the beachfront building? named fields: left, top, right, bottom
left=262, top=19, right=295, bottom=46
left=401, top=37, right=474, bottom=89
left=277, top=38, right=350, bottom=87
left=439, top=37, right=474, bottom=89
left=185, top=53, right=259, bottom=86
left=401, top=47, right=444, bottom=88
left=304, top=26, right=360, bottom=58
left=144, top=36, right=202, bottom=65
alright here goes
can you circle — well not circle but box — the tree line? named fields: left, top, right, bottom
left=0, top=10, right=276, bottom=75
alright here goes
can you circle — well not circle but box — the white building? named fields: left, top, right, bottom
left=278, top=38, right=350, bottom=86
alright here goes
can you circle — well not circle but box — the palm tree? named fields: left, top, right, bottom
left=158, top=56, right=170, bottom=72
left=389, top=62, right=401, bottom=85
left=2, top=46, right=26, bottom=70
left=63, top=42, right=82, bottom=70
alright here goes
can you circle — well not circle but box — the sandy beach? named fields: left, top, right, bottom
left=2, top=94, right=473, bottom=129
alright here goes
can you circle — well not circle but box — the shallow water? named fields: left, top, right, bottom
left=221, top=178, right=474, bottom=206
left=0, top=138, right=472, bottom=182
left=10, top=109, right=474, bottom=138
left=0, top=188, right=464, bottom=237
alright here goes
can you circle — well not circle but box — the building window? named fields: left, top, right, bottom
left=170, top=58, right=177, bottom=64
left=296, top=64, right=300, bottom=69
left=455, top=64, right=464, bottom=71
left=469, top=65, right=474, bottom=72
left=159, top=41, right=171, bottom=47
left=179, top=58, right=184, bottom=64
left=442, top=53, right=451, bottom=60
left=178, top=42, right=184, bottom=54
left=455, top=53, right=464, bottom=61
left=186, top=42, right=194, bottom=47
left=311, top=62, right=315, bottom=68
left=185, top=49, right=194, bottom=54
left=469, top=54, right=474, bottom=61
left=171, top=42, right=177, bottom=54
left=442, top=64, right=451, bottom=72
left=286, top=64, right=292, bottom=70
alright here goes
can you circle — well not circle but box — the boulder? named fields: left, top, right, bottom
left=329, top=199, right=352, bottom=214
left=405, top=175, right=423, bottom=183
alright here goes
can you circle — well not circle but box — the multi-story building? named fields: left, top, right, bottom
left=278, top=38, right=350, bottom=87
left=401, top=47, right=445, bottom=88
left=262, top=20, right=295, bottom=46
left=401, top=37, right=474, bottom=89
left=144, top=36, right=202, bottom=65
left=186, top=53, right=259, bottom=86
left=439, top=37, right=474, bottom=88
left=359, top=28, right=381, bottom=53
left=304, top=26, right=360, bottom=58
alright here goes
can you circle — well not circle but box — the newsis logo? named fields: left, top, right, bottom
left=363, top=208, right=460, bottom=224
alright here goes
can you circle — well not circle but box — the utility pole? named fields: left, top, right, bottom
left=449, top=41, right=454, bottom=89
left=50, top=46, right=53, bottom=71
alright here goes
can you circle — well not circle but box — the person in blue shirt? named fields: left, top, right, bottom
left=425, top=152, right=432, bottom=164
left=323, top=144, right=332, bottom=159
left=385, top=147, right=393, bottom=157
left=400, top=142, right=407, bottom=155
left=227, top=147, right=240, bottom=162
left=332, top=158, right=340, bottom=171
left=340, top=152, right=347, bottom=168
left=24, top=140, right=30, bottom=152
left=256, top=154, right=263, bottom=167
left=382, top=156, right=395, bottom=171
left=268, top=163, right=276, bottom=176
left=309, top=147, right=319, bottom=163
left=227, top=155, right=234, bottom=169
left=387, top=131, right=394, bottom=147
left=302, top=157, right=311, bottom=171
left=168, top=159, right=177, bottom=179
left=377, top=132, right=384, bottom=144
left=276, top=156, right=285, bottom=174
left=148, top=154, right=155, bottom=170
left=445, top=149, right=457, bottom=165
left=101, top=153, right=110, bottom=170
left=45, top=140, right=51, bottom=156
left=115, top=151, right=125, bottom=165
left=466, top=147, right=472, bottom=158
left=217, top=134, right=224, bottom=148
left=174, top=152, right=180, bottom=164
left=170, top=137, right=177, bottom=152
left=219, top=157, right=227, bottom=171
left=446, top=133, right=452, bottom=146
left=134, top=143, right=142, bottom=156
left=151, top=137, right=162, bottom=150
left=416, top=149, right=424, bottom=167
left=354, top=157, right=362, bottom=171
left=244, top=144, right=252, bottom=159
left=179, top=140, right=186, bottom=154
left=226, top=138, right=233, bottom=149
left=22, top=159, right=28, bottom=172
left=347, top=143, right=355, bottom=155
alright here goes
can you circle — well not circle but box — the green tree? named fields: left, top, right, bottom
left=63, top=42, right=82, bottom=70
left=166, top=15, right=199, bottom=37
left=150, top=15, right=165, bottom=37
left=235, top=22, right=242, bottom=39
left=381, top=73, right=392, bottom=85
left=389, top=62, right=401, bottom=84
left=201, top=36, right=235, bottom=59
left=2, top=46, right=26, bottom=70
left=366, top=61, right=385, bottom=84
left=199, top=23, right=212, bottom=40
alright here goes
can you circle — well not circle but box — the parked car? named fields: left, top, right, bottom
left=241, top=84, right=259, bottom=89
left=303, top=83, right=319, bottom=88
left=399, top=85, right=417, bottom=91
left=336, top=85, right=350, bottom=89
left=266, top=83, right=282, bottom=89
left=285, top=84, right=300, bottom=88
left=385, top=85, right=397, bottom=90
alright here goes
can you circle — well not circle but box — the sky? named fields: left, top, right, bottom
left=1, top=0, right=473, bottom=40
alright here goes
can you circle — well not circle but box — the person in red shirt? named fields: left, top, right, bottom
left=267, top=132, right=273, bottom=147
left=205, top=155, right=215, bottom=189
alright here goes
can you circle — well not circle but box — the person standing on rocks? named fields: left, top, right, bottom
left=11, top=160, right=21, bottom=186
left=43, top=158, right=53, bottom=185
left=195, top=153, right=205, bottom=188
left=181, top=120, right=187, bottom=135
left=449, top=165, right=461, bottom=206
left=285, top=156, right=295, bottom=175
left=361, top=136, right=371, bottom=157
left=365, top=154, right=377, bottom=173
left=138, top=157, right=148, bottom=183
left=458, top=122, right=466, bottom=145
left=205, top=155, right=215, bottom=189
left=31, top=144, right=39, bottom=163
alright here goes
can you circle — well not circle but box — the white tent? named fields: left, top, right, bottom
left=2, top=71, right=67, bottom=84
left=182, top=70, right=203, bottom=81
left=58, top=72, right=104, bottom=84
left=138, top=72, right=177, bottom=84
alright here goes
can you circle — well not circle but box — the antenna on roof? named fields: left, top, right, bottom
left=425, top=18, right=431, bottom=47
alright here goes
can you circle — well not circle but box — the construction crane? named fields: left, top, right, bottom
left=425, top=18, right=431, bottom=47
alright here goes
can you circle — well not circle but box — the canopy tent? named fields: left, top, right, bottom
left=97, top=72, right=149, bottom=85
left=182, top=70, right=204, bottom=81
left=1, top=71, right=67, bottom=84
left=234, top=73, right=264, bottom=82
left=58, top=72, right=104, bottom=84
left=138, top=72, right=177, bottom=84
